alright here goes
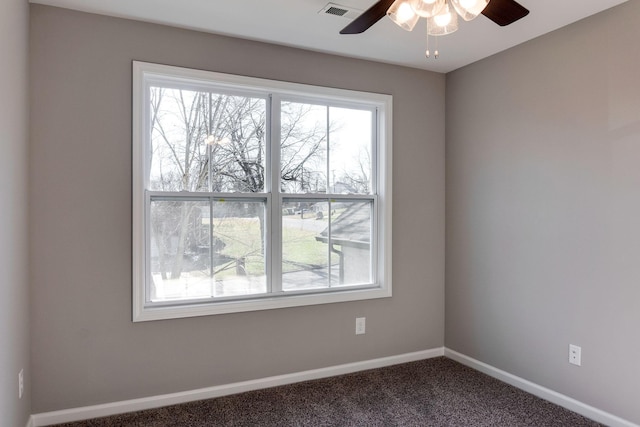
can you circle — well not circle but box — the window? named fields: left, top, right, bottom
left=133, top=62, right=392, bottom=321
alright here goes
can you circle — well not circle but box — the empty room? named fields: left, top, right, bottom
left=1, top=0, right=639, bottom=425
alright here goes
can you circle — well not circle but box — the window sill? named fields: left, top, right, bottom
left=133, top=285, right=392, bottom=322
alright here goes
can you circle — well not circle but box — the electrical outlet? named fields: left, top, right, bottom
left=18, top=369, right=24, bottom=399
left=569, top=344, right=581, bottom=366
left=355, top=317, right=366, bottom=335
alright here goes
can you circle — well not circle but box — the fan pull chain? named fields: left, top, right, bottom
left=426, top=36, right=430, bottom=58
left=425, top=22, right=439, bottom=60
left=427, top=37, right=439, bottom=59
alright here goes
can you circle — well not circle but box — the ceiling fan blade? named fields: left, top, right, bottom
left=340, top=0, right=396, bottom=34
left=481, top=0, right=529, bottom=26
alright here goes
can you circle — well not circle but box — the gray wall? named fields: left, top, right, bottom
left=446, top=1, right=640, bottom=424
left=29, top=5, right=445, bottom=413
left=0, top=0, right=31, bottom=425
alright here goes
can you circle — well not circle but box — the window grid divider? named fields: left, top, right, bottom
left=269, top=95, right=282, bottom=294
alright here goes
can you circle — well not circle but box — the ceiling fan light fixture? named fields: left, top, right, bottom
left=387, top=0, right=420, bottom=31
left=450, top=0, right=490, bottom=21
left=410, top=0, right=445, bottom=18
left=427, top=2, right=458, bottom=35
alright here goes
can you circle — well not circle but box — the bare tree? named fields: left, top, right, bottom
left=336, top=146, right=371, bottom=194
left=280, top=102, right=329, bottom=193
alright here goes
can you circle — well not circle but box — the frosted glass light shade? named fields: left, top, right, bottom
left=387, top=0, right=420, bottom=31
left=450, top=0, right=490, bottom=21
left=427, top=2, right=459, bottom=35
left=410, top=0, right=445, bottom=18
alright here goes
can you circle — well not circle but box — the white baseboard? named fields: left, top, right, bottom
left=33, top=347, right=636, bottom=427
left=31, top=347, right=444, bottom=426
left=444, top=348, right=638, bottom=427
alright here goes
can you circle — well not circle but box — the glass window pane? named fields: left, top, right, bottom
left=149, top=199, right=266, bottom=302
left=149, top=88, right=266, bottom=193
left=326, top=201, right=373, bottom=286
left=149, top=199, right=213, bottom=301
left=282, top=200, right=331, bottom=290
left=282, top=199, right=373, bottom=290
left=280, top=102, right=328, bottom=193
left=328, top=107, right=373, bottom=195
left=211, top=199, right=266, bottom=297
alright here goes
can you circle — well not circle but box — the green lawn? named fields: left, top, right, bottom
left=211, top=216, right=329, bottom=277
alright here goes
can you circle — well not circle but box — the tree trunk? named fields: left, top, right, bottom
left=170, top=202, right=191, bottom=279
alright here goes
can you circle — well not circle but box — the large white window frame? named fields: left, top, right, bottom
left=132, top=61, right=392, bottom=321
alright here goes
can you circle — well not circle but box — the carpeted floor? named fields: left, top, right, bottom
left=52, top=357, right=601, bottom=426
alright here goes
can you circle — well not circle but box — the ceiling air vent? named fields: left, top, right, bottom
left=319, top=3, right=362, bottom=20
left=326, top=6, right=349, bottom=16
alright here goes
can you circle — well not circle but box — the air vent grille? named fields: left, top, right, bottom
left=319, top=3, right=362, bottom=19
left=326, top=6, right=348, bottom=16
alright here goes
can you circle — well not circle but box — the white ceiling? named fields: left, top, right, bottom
left=29, top=0, right=628, bottom=73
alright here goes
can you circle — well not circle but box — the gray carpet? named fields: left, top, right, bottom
left=51, top=357, right=601, bottom=426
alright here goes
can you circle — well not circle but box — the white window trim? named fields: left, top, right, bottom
left=132, top=61, right=392, bottom=322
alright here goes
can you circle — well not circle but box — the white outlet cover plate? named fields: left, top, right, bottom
left=355, top=317, right=366, bottom=335
left=569, top=344, right=581, bottom=366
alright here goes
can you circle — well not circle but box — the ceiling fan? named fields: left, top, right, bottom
left=340, top=0, right=529, bottom=35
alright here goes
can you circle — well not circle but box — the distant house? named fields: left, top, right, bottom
left=316, top=203, right=371, bottom=285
